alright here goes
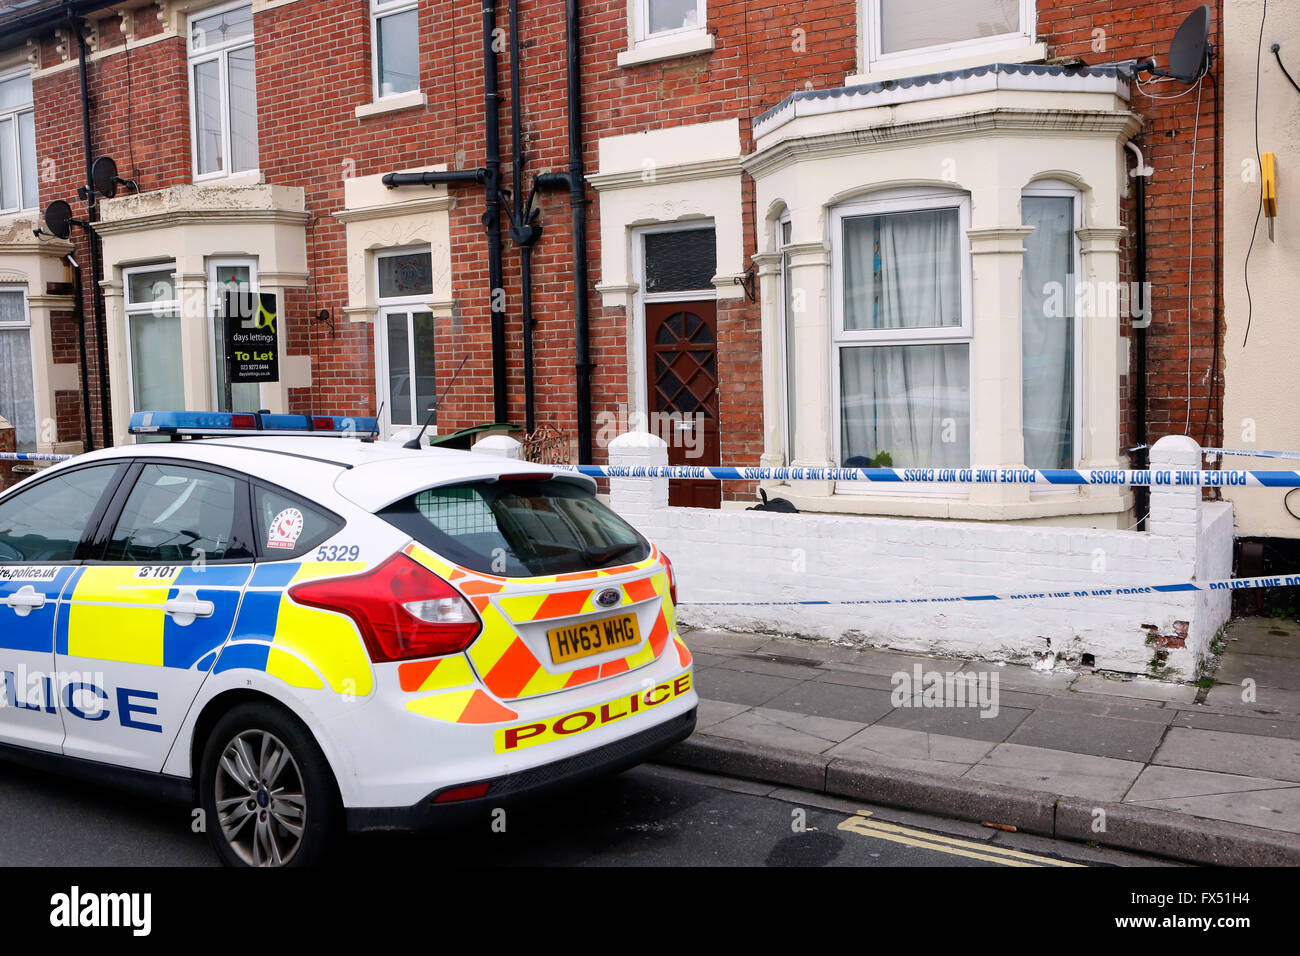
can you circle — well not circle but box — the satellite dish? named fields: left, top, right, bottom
left=91, top=156, right=119, bottom=198
left=42, top=200, right=74, bottom=240
left=1165, top=5, right=1211, bottom=83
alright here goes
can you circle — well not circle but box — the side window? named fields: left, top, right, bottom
left=0, top=466, right=120, bottom=563
left=103, top=464, right=252, bottom=564
left=253, top=485, right=343, bottom=560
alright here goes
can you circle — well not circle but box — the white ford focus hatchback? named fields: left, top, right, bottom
left=0, top=412, right=697, bottom=866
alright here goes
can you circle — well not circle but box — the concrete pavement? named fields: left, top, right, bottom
left=655, top=616, right=1300, bottom=866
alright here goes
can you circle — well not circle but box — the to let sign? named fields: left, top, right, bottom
left=223, top=291, right=279, bottom=383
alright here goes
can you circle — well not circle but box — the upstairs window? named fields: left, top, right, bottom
left=372, top=0, right=420, bottom=99
left=636, top=0, right=707, bottom=44
left=0, top=70, right=36, bottom=213
left=188, top=2, right=258, bottom=179
left=864, top=0, right=1034, bottom=74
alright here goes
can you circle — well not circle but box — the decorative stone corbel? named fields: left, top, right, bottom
left=24, top=38, right=39, bottom=69
left=83, top=21, right=100, bottom=54
left=53, top=29, right=70, bottom=63
left=118, top=8, right=135, bottom=44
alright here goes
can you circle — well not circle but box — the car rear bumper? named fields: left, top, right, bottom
left=345, top=706, right=696, bottom=832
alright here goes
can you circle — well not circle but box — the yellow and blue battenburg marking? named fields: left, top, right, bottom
left=211, top=562, right=375, bottom=696
left=57, top=565, right=250, bottom=669
left=0, top=566, right=78, bottom=653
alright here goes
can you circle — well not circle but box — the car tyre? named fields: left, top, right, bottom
left=199, top=702, right=341, bottom=867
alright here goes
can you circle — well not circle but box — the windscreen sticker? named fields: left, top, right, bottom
left=267, top=508, right=304, bottom=551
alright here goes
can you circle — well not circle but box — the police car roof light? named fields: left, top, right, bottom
left=128, top=410, right=380, bottom=439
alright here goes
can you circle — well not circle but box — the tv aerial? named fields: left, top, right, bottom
left=90, top=156, right=140, bottom=199
left=1131, top=4, right=1211, bottom=84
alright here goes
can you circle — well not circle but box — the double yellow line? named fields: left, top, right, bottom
left=838, top=812, right=1085, bottom=867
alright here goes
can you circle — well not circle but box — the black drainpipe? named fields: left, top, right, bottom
left=565, top=0, right=592, bottom=464
left=507, top=0, right=541, bottom=434
left=482, top=0, right=508, bottom=424
left=73, top=14, right=111, bottom=447
left=67, top=253, right=94, bottom=451
left=1128, top=140, right=1149, bottom=531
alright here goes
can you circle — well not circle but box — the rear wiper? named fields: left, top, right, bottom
left=583, top=542, right=639, bottom=564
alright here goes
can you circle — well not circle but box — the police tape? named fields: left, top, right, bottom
left=679, top=573, right=1300, bottom=608
left=0, top=452, right=74, bottom=462
left=1126, top=444, right=1300, bottom=461
left=563, top=464, right=1300, bottom=488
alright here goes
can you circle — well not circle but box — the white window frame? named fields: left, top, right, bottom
left=634, top=0, right=707, bottom=46
left=187, top=0, right=258, bottom=182
left=776, top=215, right=795, bottom=465
left=371, top=0, right=420, bottom=100
left=373, top=246, right=435, bottom=437
left=0, top=67, right=36, bottom=214
left=1021, top=180, right=1085, bottom=487
left=862, top=0, right=1035, bottom=76
left=122, top=263, right=180, bottom=421
left=829, top=188, right=974, bottom=497
left=0, top=284, right=38, bottom=452
left=631, top=220, right=718, bottom=424
left=206, top=257, right=260, bottom=411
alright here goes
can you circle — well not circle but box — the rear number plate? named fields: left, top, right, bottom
left=547, top=614, right=641, bottom=664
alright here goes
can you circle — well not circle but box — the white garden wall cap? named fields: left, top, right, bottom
left=608, top=430, right=669, bottom=451
left=1151, top=435, right=1204, bottom=458
left=754, top=62, right=1131, bottom=139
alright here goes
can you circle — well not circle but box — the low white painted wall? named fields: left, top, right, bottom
left=608, top=432, right=1234, bottom=680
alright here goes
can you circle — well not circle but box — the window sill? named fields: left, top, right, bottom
left=192, top=169, right=264, bottom=188
left=617, top=31, right=714, bottom=68
left=759, top=483, right=1133, bottom=525
left=846, top=40, right=1048, bottom=86
left=355, top=90, right=427, bottom=119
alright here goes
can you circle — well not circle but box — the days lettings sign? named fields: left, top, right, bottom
left=222, top=291, right=279, bottom=383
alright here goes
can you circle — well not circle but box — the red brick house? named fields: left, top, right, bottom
left=0, top=0, right=1222, bottom=530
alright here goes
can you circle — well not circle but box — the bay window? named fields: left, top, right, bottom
left=124, top=266, right=184, bottom=416
left=189, top=2, right=258, bottom=179
left=832, top=192, right=971, bottom=477
left=0, top=70, right=36, bottom=213
left=0, top=287, right=35, bottom=452
left=1021, top=184, right=1082, bottom=471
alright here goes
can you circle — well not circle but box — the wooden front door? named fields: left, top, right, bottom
left=645, top=301, right=721, bottom=509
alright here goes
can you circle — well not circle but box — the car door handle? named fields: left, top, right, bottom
left=4, top=585, right=46, bottom=618
left=163, top=589, right=215, bottom=627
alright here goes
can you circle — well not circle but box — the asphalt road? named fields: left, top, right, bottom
left=0, top=759, right=1165, bottom=867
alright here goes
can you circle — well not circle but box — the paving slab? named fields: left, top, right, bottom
left=705, top=707, right=866, bottom=755
left=826, top=725, right=994, bottom=778
left=1198, top=684, right=1300, bottom=714
left=965, top=742, right=1145, bottom=802
left=955, top=663, right=1078, bottom=694
left=874, top=701, right=1031, bottom=743
left=1222, top=619, right=1300, bottom=659
left=1036, top=692, right=1174, bottom=724
left=1124, top=768, right=1300, bottom=835
left=1216, top=653, right=1300, bottom=691
left=1070, top=673, right=1199, bottom=703
left=714, top=654, right=830, bottom=681
left=1168, top=708, right=1300, bottom=741
left=811, top=667, right=899, bottom=692
left=1125, top=765, right=1297, bottom=801
left=1008, top=709, right=1169, bottom=762
left=696, top=698, right=749, bottom=730
left=749, top=638, right=866, bottom=664
left=763, top=679, right=899, bottom=725
left=1153, top=727, right=1300, bottom=782
left=678, top=629, right=770, bottom=655
left=693, top=668, right=806, bottom=709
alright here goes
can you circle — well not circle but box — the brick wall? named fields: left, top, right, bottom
left=18, top=0, right=1223, bottom=489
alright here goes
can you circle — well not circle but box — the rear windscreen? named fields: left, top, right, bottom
left=378, top=479, right=651, bottom=577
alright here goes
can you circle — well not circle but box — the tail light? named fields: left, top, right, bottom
left=288, top=553, right=482, bottom=662
left=662, top=552, right=678, bottom=606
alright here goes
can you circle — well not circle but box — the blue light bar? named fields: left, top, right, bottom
left=129, top=410, right=380, bottom=439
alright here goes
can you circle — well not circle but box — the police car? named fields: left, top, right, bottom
left=0, top=411, right=696, bottom=866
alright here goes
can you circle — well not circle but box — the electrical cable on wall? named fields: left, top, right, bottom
left=1242, top=0, right=1268, bottom=348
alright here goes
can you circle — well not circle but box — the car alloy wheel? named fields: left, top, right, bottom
left=215, top=729, right=308, bottom=867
